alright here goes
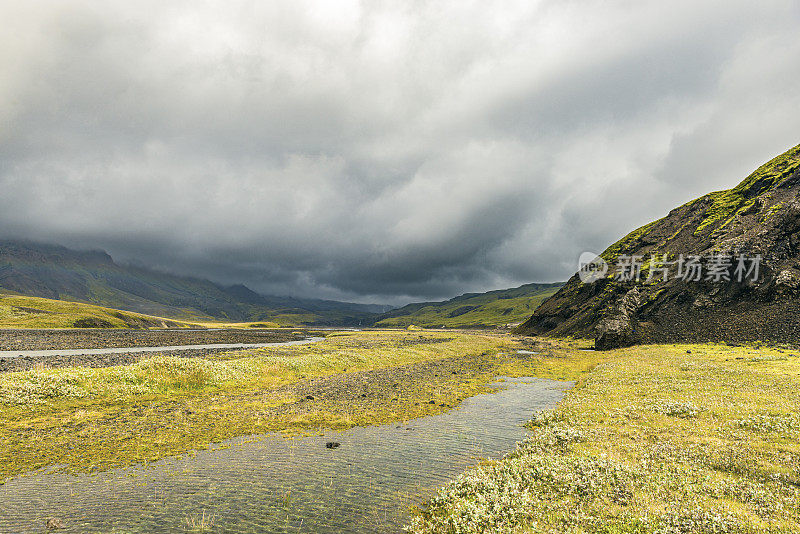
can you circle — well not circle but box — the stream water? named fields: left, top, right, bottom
left=0, top=377, right=571, bottom=533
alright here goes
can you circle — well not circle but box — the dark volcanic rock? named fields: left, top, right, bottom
left=595, top=287, right=643, bottom=350
left=73, top=317, right=115, bottom=328
left=517, top=143, right=800, bottom=348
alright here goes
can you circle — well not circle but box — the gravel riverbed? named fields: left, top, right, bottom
left=0, top=328, right=313, bottom=373
left=0, top=328, right=306, bottom=351
left=0, top=346, right=261, bottom=373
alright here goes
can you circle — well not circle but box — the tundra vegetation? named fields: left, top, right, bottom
left=3, top=330, right=798, bottom=533
left=0, top=293, right=198, bottom=329
left=0, top=293, right=282, bottom=329
left=408, top=341, right=800, bottom=533
left=1, top=331, right=586, bottom=481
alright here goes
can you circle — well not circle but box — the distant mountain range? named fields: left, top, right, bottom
left=0, top=240, right=389, bottom=326
left=374, top=282, right=563, bottom=328
left=0, top=240, right=564, bottom=328
left=517, top=142, right=800, bottom=348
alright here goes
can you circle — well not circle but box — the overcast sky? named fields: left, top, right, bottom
left=1, top=1, right=799, bottom=304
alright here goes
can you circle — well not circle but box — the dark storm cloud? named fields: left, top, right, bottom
left=1, top=1, right=799, bottom=304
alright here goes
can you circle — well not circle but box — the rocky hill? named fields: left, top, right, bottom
left=517, top=143, right=800, bottom=348
left=0, top=240, right=387, bottom=326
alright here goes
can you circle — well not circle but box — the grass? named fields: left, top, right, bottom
left=0, top=292, right=287, bottom=329
left=0, top=330, right=535, bottom=481
left=376, top=284, right=562, bottom=328
left=407, top=341, right=800, bottom=533
left=5, top=331, right=797, bottom=532
left=691, top=143, right=799, bottom=236
left=185, top=510, right=215, bottom=532
left=0, top=293, right=199, bottom=329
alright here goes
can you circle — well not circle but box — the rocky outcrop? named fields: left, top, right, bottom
left=517, top=143, right=800, bottom=349
left=595, top=287, right=643, bottom=350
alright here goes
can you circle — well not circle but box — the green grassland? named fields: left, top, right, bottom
left=375, top=283, right=562, bottom=328
left=0, top=293, right=202, bottom=329
left=4, top=330, right=796, bottom=532
left=0, top=331, right=532, bottom=480
left=409, top=340, right=800, bottom=533
left=0, top=293, right=282, bottom=329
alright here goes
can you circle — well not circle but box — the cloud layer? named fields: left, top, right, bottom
left=1, top=0, right=799, bottom=303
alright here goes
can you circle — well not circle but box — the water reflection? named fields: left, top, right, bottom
left=0, top=377, right=571, bottom=533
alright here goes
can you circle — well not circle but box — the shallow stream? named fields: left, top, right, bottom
left=0, top=377, right=571, bottom=533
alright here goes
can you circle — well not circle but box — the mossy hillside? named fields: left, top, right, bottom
left=0, top=331, right=553, bottom=481
left=0, top=293, right=200, bottom=329
left=688, top=145, right=800, bottom=237
left=376, top=284, right=562, bottom=328
left=600, top=220, right=660, bottom=262
left=665, top=142, right=799, bottom=238
left=596, top=143, right=800, bottom=261
left=518, top=142, right=800, bottom=342
left=409, top=341, right=800, bottom=533
left=0, top=293, right=288, bottom=330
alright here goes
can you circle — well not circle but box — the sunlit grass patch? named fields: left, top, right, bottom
left=0, top=356, right=265, bottom=406
left=0, top=330, right=529, bottom=480
left=408, top=341, right=800, bottom=533
left=0, top=293, right=198, bottom=328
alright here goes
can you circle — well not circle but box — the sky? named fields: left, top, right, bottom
left=1, top=0, right=799, bottom=305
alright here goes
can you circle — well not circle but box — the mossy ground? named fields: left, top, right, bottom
left=408, top=340, right=800, bottom=533
left=5, top=332, right=797, bottom=532
left=0, top=294, right=196, bottom=329
left=0, top=330, right=552, bottom=482
left=0, top=293, right=285, bottom=329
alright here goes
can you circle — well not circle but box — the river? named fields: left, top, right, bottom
left=0, top=377, right=571, bottom=533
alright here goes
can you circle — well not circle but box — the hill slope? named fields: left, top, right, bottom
left=0, top=240, right=386, bottom=326
left=374, top=283, right=563, bottom=328
left=517, top=142, right=800, bottom=348
left=0, top=293, right=204, bottom=329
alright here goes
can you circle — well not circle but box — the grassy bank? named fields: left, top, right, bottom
left=0, top=330, right=562, bottom=482
left=0, top=293, right=204, bottom=329
left=0, top=293, right=290, bottom=329
left=408, top=342, right=800, bottom=533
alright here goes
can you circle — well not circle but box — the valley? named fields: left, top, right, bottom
left=374, top=282, right=562, bottom=328
left=3, top=329, right=798, bottom=532
left=1, top=149, right=799, bottom=532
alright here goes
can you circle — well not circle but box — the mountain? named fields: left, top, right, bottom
left=0, top=240, right=387, bottom=326
left=517, top=142, right=800, bottom=348
left=374, top=282, right=563, bottom=328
